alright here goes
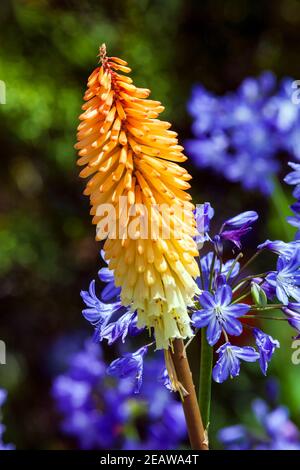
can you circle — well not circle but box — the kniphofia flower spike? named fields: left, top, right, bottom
left=76, top=44, right=199, bottom=349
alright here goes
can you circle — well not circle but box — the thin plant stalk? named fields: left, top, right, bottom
left=170, top=339, right=208, bottom=450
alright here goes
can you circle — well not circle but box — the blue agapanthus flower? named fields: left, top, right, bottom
left=195, top=207, right=258, bottom=258
left=218, top=387, right=300, bottom=450
left=287, top=209, right=300, bottom=240
left=223, top=211, right=259, bottom=228
left=81, top=275, right=142, bottom=345
left=284, top=162, right=300, bottom=240
left=194, top=202, right=214, bottom=245
left=266, top=250, right=300, bottom=304
left=52, top=340, right=187, bottom=450
left=282, top=303, right=300, bottom=338
left=187, top=73, right=300, bottom=195
left=0, top=389, right=15, bottom=450
left=217, top=211, right=258, bottom=249
left=284, top=162, right=300, bottom=198
left=107, top=346, right=148, bottom=393
left=212, top=343, right=260, bottom=383
left=198, top=252, right=240, bottom=291
left=193, top=284, right=249, bottom=346
left=98, top=250, right=121, bottom=301
left=101, top=311, right=140, bottom=345
left=258, top=239, right=300, bottom=259
left=253, top=328, right=280, bottom=375
left=81, top=280, right=127, bottom=342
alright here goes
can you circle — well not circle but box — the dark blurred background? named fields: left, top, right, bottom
left=0, top=0, right=300, bottom=449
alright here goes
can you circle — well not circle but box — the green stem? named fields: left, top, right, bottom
left=239, top=250, right=261, bottom=275
left=232, top=290, right=251, bottom=304
left=208, top=253, right=216, bottom=291
left=242, top=314, right=288, bottom=321
left=199, top=257, right=205, bottom=290
left=270, top=176, right=295, bottom=241
left=226, top=252, right=243, bottom=281
left=232, top=273, right=269, bottom=293
left=249, top=304, right=285, bottom=311
left=198, top=328, right=213, bottom=430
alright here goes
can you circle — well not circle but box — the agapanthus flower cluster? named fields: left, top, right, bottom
left=285, top=161, right=300, bottom=241
left=0, top=389, right=15, bottom=450
left=81, top=195, right=300, bottom=388
left=52, top=340, right=186, bottom=450
left=218, top=383, right=300, bottom=450
left=187, top=73, right=300, bottom=194
left=192, top=204, right=300, bottom=383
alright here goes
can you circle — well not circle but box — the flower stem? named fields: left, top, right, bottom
left=232, top=273, right=268, bottom=293
left=226, top=252, right=243, bottom=280
left=232, top=290, right=251, bottom=303
left=171, top=339, right=208, bottom=450
left=239, top=250, right=261, bottom=274
left=209, top=253, right=216, bottom=291
left=242, top=314, right=288, bottom=321
left=270, top=176, right=295, bottom=241
left=198, top=256, right=205, bottom=290
left=250, top=304, right=285, bottom=311
left=198, top=328, right=213, bottom=431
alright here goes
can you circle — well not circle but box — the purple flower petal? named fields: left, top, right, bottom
left=215, top=284, right=232, bottom=306
left=224, top=211, right=258, bottom=228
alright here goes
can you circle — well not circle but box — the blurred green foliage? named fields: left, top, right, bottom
left=1, top=0, right=300, bottom=449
